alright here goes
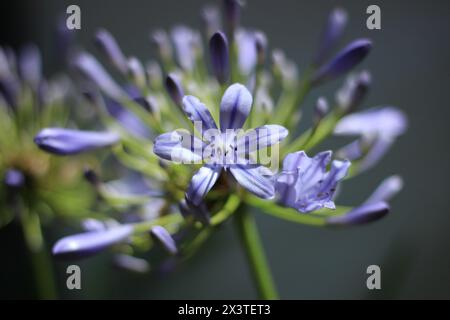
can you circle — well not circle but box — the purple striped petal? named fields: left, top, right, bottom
left=153, top=130, right=204, bottom=164
left=209, top=31, right=230, bottom=84
left=327, top=201, right=389, bottom=226
left=315, top=8, right=348, bottom=66
left=94, top=29, right=128, bottom=74
left=229, top=165, right=274, bottom=199
left=151, top=226, right=178, bottom=255
left=52, top=225, right=133, bottom=259
left=34, top=128, right=120, bottom=155
left=186, top=165, right=221, bottom=205
left=312, top=39, right=372, bottom=85
left=220, top=83, right=253, bottom=131
left=182, top=95, right=218, bottom=131
left=236, top=125, right=288, bottom=156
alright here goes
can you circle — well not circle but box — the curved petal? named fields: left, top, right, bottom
left=52, top=225, right=133, bottom=259
left=327, top=201, right=389, bottom=226
left=364, top=175, right=403, bottom=205
left=220, top=83, right=253, bottom=131
left=229, top=165, right=274, bottom=199
left=236, top=125, right=288, bottom=156
left=153, top=130, right=204, bottom=164
left=186, top=165, right=221, bottom=205
left=182, top=95, right=218, bottom=131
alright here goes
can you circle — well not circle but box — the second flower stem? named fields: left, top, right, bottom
left=235, top=207, right=279, bottom=300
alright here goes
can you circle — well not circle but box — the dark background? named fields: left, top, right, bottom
left=0, top=0, right=449, bottom=299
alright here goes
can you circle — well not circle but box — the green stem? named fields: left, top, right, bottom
left=235, top=207, right=279, bottom=300
left=20, top=207, right=57, bottom=300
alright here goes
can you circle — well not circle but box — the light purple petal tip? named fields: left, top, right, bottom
left=153, top=130, right=204, bottom=163
left=94, top=29, right=128, bottom=74
left=364, top=175, right=403, bottom=205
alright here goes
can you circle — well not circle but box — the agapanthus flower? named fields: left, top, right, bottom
left=153, top=83, right=288, bottom=205
left=275, top=151, right=350, bottom=213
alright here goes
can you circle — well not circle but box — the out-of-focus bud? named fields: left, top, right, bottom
left=314, top=97, right=329, bottom=126
left=4, top=169, right=25, bottom=188
left=209, top=31, right=230, bottom=84
left=364, top=175, right=403, bottom=205
left=165, top=73, right=184, bottom=107
left=202, top=5, right=222, bottom=38
left=150, top=226, right=178, bottom=255
left=151, top=29, right=173, bottom=64
left=127, top=57, right=146, bottom=89
left=314, top=8, right=348, bottom=66
left=18, top=44, right=42, bottom=90
left=312, top=39, right=372, bottom=86
left=255, top=31, right=267, bottom=66
left=94, top=29, right=128, bottom=74
left=146, top=61, right=162, bottom=89
left=224, top=0, right=243, bottom=38
left=272, top=49, right=298, bottom=86
left=336, top=70, right=371, bottom=113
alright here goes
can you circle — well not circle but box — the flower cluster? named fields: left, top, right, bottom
left=29, top=1, right=406, bottom=298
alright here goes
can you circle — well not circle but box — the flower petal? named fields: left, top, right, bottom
left=236, top=124, right=288, bottom=155
left=34, top=128, right=120, bottom=155
left=186, top=165, right=221, bottom=205
left=209, top=31, right=229, bottom=84
left=182, top=95, right=218, bottom=131
left=229, top=164, right=274, bottom=199
left=151, top=226, right=178, bottom=255
left=327, top=201, right=389, bottom=226
left=220, top=83, right=253, bottom=131
left=153, top=130, right=204, bottom=164
left=52, top=225, right=133, bottom=259
left=94, top=29, right=128, bottom=74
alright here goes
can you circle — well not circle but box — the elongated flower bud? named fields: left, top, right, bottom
left=315, top=8, right=348, bottom=66
left=312, top=39, right=372, bottom=86
left=224, top=0, right=242, bottom=37
left=327, top=201, right=389, bottom=226
left=151, top=29, right=173, bottom=64
left=34, top=128, right=120, bottom=155
left=314, top=97, right=329, bottom=126
left=113, top=254, right=150, bottom=273
left=337, top=70, right=371, bottom=113
left=202, top=5, right=221, bottom=38
left=127, top=57, right=146, bottom=89
left=94, top=29, right=128, bottom=74
left=165, top=74, right=184, bottom=107
left=209, top=31, right=229, bottom=84
left=150, top=226, right=178, bottom=255
left=255, top=31, right=267, bottom=66
left=52, top=225, right=133, bottom=259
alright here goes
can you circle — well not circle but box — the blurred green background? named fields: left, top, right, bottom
left=0, top=0, right=449, bottom=299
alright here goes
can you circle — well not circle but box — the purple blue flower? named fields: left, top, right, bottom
left=275, top=151, right=350, bottom=213
left=153, top=83, right=288, bottom=205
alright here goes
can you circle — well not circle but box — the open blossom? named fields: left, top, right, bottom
left=275, top=151, right=350, bottom=213
left=153, top=83, right=288, bottom=205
